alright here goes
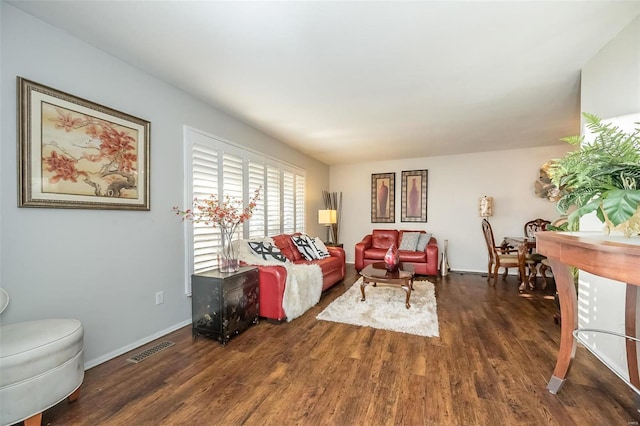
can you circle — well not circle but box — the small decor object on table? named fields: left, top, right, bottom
left=384, top=244, right=400, bottom=272
left=191, top=267, right=259, bottom=344
left=174, top=188, right=260, bottom=273
left=440, top=239, right=450, bottom=277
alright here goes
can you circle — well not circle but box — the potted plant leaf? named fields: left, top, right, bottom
left=548, top=112, right=640, bottom=237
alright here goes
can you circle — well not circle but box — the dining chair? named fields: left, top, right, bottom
left=482, top=219, right=533, bottom=289
left=524, top=218, right=551, bottom=288
left=524, top=218, right=551, bottom=238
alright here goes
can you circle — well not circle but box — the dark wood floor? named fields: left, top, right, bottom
left=40, top=265, right=640, bottom=425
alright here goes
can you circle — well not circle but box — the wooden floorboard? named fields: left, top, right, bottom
left=38, top=265, right=640, bottom=425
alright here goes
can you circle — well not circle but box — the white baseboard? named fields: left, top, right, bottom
left=84, top=319, right=191, bottom=370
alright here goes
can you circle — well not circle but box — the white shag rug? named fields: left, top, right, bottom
left=316, top=278, right=440, bottom=337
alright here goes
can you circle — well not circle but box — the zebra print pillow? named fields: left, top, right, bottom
left=291, top=235, right=330, bottom=260
left=310, top=237, right=330, bottom=259
left=291, top=235, right=317, bottom=260
left=248, top=241, right=289, bottom=263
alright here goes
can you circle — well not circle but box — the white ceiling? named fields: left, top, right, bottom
left=9, top=1, right=640, bottom=165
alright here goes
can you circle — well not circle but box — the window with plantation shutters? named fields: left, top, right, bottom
left=182, top=126, right=306, bottom=294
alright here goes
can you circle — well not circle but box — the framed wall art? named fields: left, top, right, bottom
left=401, top=169, right=428, bottom=222
left=371, top=172, right=395, bottom=223
left=17, top=77, right=150, bottom=210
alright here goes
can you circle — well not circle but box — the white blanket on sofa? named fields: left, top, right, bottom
left=233, top=239, right=324, bottom=321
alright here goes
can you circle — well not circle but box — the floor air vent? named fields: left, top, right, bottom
left=126, top=341, right=174, bottom=363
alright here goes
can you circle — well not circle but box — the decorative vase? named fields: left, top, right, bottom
left=440, top=239, right=450, bottom=277
left=603, top=207, right=640, bottom=237
left=218, top=225, right=240, bottom=273
left=384, top=244, right=399, bottom=272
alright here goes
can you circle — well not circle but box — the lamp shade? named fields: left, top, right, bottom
left=318, top=209, right=337, bottom=225
left=479, top=196, right=493, bottom=217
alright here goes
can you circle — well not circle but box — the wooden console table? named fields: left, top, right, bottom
left=536, top=232, right=640, bottom=394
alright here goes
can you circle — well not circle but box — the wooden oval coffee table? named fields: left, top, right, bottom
left=359, top=262, right=415, bottom=309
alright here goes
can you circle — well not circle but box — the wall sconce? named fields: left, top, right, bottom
left=318, top=209, right=337, bottom=242
left=479, top=196, right=493, bottom=217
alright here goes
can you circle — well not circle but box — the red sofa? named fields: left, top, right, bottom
left=252, top=234, right=345, bottom=321
left=355, top=229, right=439, bottom=276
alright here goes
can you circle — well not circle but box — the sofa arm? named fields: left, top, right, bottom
left=328, top=246, right=345, bottom=262
left=256, top=265, right=288, bottom=321
left=355, top=234, right=373, bottom=271
left=425, top=237, right=438, bottom=255
left=327, top=246, right=346, bottom=279
left=425, top=237, right=439, bottom=275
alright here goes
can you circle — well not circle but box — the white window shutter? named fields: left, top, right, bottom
left=295, top=172, right=306, bottom=232
left=283, top=170, right=295, bottom=234
left=248, top=157, right=265, bottom=239
left=266, top=165, right=281, bottom=235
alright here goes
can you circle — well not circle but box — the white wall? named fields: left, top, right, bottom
left=578, top=16, right=640, bottom=383
left=0, top=2, right=330, bottom=368
left=331, top=144, right=569, bottom=271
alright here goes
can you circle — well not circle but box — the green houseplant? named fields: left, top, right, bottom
left=548, top=112, right=640, bottom=237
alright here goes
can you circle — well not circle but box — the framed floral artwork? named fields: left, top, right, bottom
left=371, top=172, right=395, bottom=223
left=401, top=169, right=428, bottom=222
left=17, top=77, right=150, bottom=210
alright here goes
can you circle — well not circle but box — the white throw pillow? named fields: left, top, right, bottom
left=310, top=237, right=331, bottom=259
left=416, top=233, right=432, bottom=251
left=232, top=239, right=256, bottom=261
left=399, top=232, right=421, bottom=251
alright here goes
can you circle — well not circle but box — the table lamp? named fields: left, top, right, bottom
left=318, top=209, right=337, bottom=243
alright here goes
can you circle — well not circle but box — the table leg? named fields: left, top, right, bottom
left=402, top=279, right=412, bottom=309
left=547, top=258, right=578, bottom=394
left=360, top=279, right=367, bottom=302
left=625, top=285, right=640, bottom=389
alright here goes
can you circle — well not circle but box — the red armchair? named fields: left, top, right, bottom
left=355, top=229, right=439, bottom=276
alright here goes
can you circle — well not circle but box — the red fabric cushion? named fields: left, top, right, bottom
left=363, top=248, right=388, bottom=260
left=293, top=256, right=342, bottom=276
left=371, top=229, right=399, bottom=249
left=399, top=251, right=427, bottom=262
left=272, top=234, right=303, bottom=261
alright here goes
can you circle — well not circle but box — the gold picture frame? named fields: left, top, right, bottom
left=17, top=77, right=150, bottom=210
left=371, top=172, right=395, bottom=223
left=401, top=169, right=428, bottom=222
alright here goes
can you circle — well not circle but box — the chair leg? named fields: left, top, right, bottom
left=540, top=263, right=549, bottom=289
left=24, top=413, right=42, bottom=426
left=492, top=264, right=500, bottom=285
left=527, top=263, right=539, bottom=290
left=68, top=387, right=81, bottom=403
